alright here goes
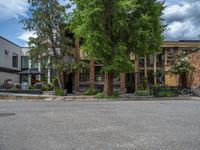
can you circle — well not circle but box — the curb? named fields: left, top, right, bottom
left=0, top=92, right=200, bottom=101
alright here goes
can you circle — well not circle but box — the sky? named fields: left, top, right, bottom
left=0, top=0, right=199, bottom=47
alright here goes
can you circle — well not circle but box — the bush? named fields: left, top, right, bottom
left=113, top=91, right=120, bottom=97
left=95, top=93, right=105, bottom=99
left=134, top=90, right=150, bottom=96
left=55, top=89, right=66, bottom=96
left=42, top=83, right=53, bottom=91
left=83, top=88, right=99, bottom=95
left=158, top=91, right=174, bottom=97
left=29, top=86, right=36, bottom=90
left=95, top=91, right=120, bottom=99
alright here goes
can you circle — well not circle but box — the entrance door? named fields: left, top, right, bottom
left=66, top=73, right=73, bottom=93
left=126, top=73, right=135, bottom=93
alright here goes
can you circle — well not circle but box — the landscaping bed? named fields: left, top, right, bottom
left=0, top=89, right=43, bottom=95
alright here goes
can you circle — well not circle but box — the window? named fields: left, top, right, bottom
left=31, top=60, right=38, bottom=69
left=21, top=56, right=29, bottom=70
left=12, top=53, right=18, bottom=68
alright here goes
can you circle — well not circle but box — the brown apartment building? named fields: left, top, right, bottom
left=74, top=40, right=200, bottom=94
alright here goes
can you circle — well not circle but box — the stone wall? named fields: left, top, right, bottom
left=187, top=51, right=200, bottom=87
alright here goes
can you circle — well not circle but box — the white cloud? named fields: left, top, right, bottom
left=0, top=0, right=29, bottom=21
left=163, top=1, right=200, bottom=40
left=18, top=31, right=37, bottom=47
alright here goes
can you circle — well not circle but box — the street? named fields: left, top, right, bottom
left=0, top=100, right=200, bottom=150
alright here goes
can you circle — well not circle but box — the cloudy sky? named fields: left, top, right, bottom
left=0, top=0, right=199, bottom=47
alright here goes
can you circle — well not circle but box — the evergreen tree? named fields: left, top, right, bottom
left=70, top=0, right=164, bottom=96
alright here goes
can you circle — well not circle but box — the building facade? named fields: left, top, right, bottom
left=0, top=36, right=200, bottom=93
left=74, top=40, right=200, bottom=93
left=0, top=36, right=22, bottom=85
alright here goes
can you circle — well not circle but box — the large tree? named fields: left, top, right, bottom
left=70, top=0, right=164, bottom=96
left=22, top=0, right=79, bottom=89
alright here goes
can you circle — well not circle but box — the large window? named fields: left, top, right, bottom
left=21, top=56, right=29, bottom=70
left=31, top=60, right=38, bottom=69
left=95, top=66, right=104, bottom=81
left=12, top=53, right=18, bottom=68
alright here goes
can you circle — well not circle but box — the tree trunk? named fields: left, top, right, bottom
left=104, top=72, right=114, bottom=96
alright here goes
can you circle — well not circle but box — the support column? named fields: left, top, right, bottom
left=74, top=39, right=80, bottom=93
left=164, top=48, right=168, bottom=67
left=135, top=54, right=139, bottom=91
left=47, top=57, right=51, bottom=84
left=154, top=53, right=157, bottom=85
left=144, top=55, right=148, bottom=89
left=89, top=60, right=95, bottom=88
left=38, top=60, right=41, bottom=82
left=28, top=59, right=32, bottom=86
left=120, top=73, right=126, bottom=94
left=75, top=70, right=80, bottom=93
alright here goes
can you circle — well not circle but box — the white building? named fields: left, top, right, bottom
left=0, top=36, right=22, bottom=85
left=0, top=36, right=51, bottom=87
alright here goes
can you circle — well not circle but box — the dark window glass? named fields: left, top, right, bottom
left=21, top=56, right=29, bottom=69
left=12, top=53, right=18, bottom=68
left=31, top=60, right=38, bottom=69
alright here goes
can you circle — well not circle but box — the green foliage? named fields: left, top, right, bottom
left=134, top=90, right=150, bottom=96
left=95, top=93, right=105, bottom=99
left=21, top=0, right=81, bottom=89
left=55, top=89, right=66, bottom=96
left=170, top=53, right=194, bottom=75
left=113, top=91, right=120, bottom=97
left=153, top=86, right=178, bottom=97
left=139, top=79, right=147, bottom=90
left=42, top=83, right=53, bottom=91
left=83, top=88, right=99, bottom=95
left=70, top=0, right=164, bottom=95
left=158, top=91, right=174, bottom=97
left=29, top=86, right=36, bottom=90
left=52, top=77, right=59, bottom=89
left=95, top=91, right=120, bottom=99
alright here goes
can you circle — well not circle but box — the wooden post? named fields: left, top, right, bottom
left=89, top=60, right=95, bottom=88
left=154, top=53, right=157, bottom=85
left=144, top=55, right=148, bottom=89
left=144, top=55, right=147, bottom=80
left=135, top=54, right=139, bottom=91
left=164, top=48, right=168, bottom=67
left=120, top=73, right=126, bottom=94
left=74, top=39, right=80, bottom=93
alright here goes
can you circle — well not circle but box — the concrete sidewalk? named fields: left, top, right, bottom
left=0, top=92, right=200, bottom=101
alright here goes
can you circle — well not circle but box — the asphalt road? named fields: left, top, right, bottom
left=0, top=100, right=200, bottom=150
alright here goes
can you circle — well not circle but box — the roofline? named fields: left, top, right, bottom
left=0, top=36, right=21, bottom=48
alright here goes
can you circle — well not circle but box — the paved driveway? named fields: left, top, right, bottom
left=0, top=100, right=200, bottom=150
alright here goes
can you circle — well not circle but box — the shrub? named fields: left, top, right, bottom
left=95, top=93, right=105, bottom=99
left=42, top=83, right=53, bottom=91
left=138, top=79, right=147, bottom=90
left=158, top=91, right=174, bottom=97
left=112, top=91, right=120, bottom=98
left=134, top=90, right=150, bottom=96
left=29, top=86, right=36, bottom=90
left=55, top=89, right=66, bottom=96
left=95, top=91, right=120, bottom=99
left=83, top=88, right=99, bottom=95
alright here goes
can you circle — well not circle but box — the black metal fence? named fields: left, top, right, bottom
left=151, top=86, right=179, bottom=97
